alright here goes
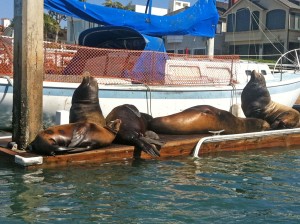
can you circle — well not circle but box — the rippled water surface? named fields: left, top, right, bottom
left=1, top=148, right=300, bottom=223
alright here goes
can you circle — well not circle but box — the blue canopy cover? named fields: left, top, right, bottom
left=44, top=0, right=219, bottom=37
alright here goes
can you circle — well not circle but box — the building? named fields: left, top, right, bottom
left=135, top=5, right=167, bottom=15
left=1, top=18, right=11, bottom=28
left=168, top=0, right=190, bottom=12
left=223, top=0, right=300, bottom=60
left=163, top=1, right=228, bottom=55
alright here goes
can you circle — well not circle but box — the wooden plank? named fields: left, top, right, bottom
left=0, top=132, right=299, bottom=169
left=199, top=132, right=300, bottom=155
left=13, top=0, right=44, bottom=149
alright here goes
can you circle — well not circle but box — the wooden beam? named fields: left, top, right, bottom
left=13, top=0, right=44, bottom=149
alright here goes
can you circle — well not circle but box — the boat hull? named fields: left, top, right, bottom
left=1, top=74, right=300, bottom=130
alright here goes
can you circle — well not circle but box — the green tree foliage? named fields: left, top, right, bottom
left=103, top=0, right=134, bottom=11
left=48, top=11, right=67, bottom=42
left=44, top=13, right=58, bottom=40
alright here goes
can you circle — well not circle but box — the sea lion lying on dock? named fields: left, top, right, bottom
left=106, top=104, right=163, bottom=157
left=28, top=119, right=121, bottom=156
left=69, top=74, right=106, bottom=126
left=149, top=105, right=270, bottom=135
left=241, top=70, right=300, bottom=129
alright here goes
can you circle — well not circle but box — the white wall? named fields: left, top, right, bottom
left=1, top=18, right=11, bottom=28
left=135, top=5, right=167, bottom=15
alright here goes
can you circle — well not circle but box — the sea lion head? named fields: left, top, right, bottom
left=72, top=74, right=99, bottom=104
left=250, top=70, right=266, bottom=87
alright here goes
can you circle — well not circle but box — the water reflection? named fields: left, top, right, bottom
left=0, top=149, right=299, bottom=223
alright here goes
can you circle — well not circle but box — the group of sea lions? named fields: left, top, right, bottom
left=27, top=70, right=300, bottom=158
left=28, top=76, right=122, bottom=156
left=28, top=76, right=163, bottom=157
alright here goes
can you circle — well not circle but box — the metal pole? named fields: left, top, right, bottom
left=207, top=37, right=215, bottom=57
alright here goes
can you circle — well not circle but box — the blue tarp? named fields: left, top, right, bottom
left=44, top=0, right=219, bottom=37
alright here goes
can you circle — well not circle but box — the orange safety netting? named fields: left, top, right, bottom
left=0, top=36, right=239, bottom=86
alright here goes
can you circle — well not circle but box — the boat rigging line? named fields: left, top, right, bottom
left=144, top=83, right=153, bottom=116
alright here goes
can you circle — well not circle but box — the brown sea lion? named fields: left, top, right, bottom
left=28, top=119, right=121, bottom=156
left=241, top=70, right=300, bottom=129
left=69, top=74, right=105, bottom=126
left=149, top=105, right=270, bottom=135
left=106, top=104, right=163, bottom=157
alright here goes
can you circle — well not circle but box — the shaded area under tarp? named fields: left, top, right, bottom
left=79, top=26, right=166, bottom=52
left=63, top=26, right=168, bottom=84
left=44, top=0, right=219, bottom=37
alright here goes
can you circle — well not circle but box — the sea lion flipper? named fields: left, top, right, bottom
left=140, top=136, right=165, bottom=147
left=134, top=138, right=161, bottom=157
left=54, top=146, right=74, bottom=153
left=69, top=123, right=89, bottom=147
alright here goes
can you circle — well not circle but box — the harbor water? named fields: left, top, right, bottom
left=0, top=148, right=300, bottom=223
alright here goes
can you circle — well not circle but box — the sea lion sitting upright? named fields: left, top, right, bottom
left=241, top=70, right=300, bottom=129
left=149, top=105, right=270, bottom=135
left=105, top=104, right=163, bottom=157
left=70, top=74, right=105, bottom=126
left=28, top=119, right=121, bottom=156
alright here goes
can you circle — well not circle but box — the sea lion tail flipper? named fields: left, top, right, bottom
left=140, top=136, right=165, bottom=147
left=143, top=130, right=165, bottom=146
left=144, top=130, right=160, bottom=140
left=134, top=138, right=161, bottom=157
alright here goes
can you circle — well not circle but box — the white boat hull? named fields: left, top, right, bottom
left=1, top=73, right=300, bottom=130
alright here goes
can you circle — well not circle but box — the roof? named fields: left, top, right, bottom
left=281, top=0, right=300, bottom=10
left=249, top=1, right=267, bottom=10
left=223, top=0, right=300, bottom=16
left=216, top=1, right=228, bottom=14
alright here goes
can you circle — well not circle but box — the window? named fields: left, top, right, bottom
left=236, top=8, right=250, bottom=31
left=245, top=70, right=251, bottom=76
left=263, top=43, right=284, bottom=60
left=261, top=70, right=267, bottom=75
left=266, top=10, right=286, bottom=30
left=290, top=12, right=300, bottom=30
left=216, top=23, right=222, bottom=34
left=227, top=13, right=235, bottom=32
left=251, top=11, right=259, bottom=30
left=194, top=49, right=206, bottom=55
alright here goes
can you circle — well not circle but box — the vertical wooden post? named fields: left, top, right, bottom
left=13, top=0, right=44, bottom=150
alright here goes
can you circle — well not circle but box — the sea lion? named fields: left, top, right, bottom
left=105, top=104, right=163, bottom=157
left=28, top=119, right=121, bottom=156
left=149, top=105, right=270, bottom=135
left=241, top=70, right=300, bottom=129
left=69, top=74, right=105, bottom=126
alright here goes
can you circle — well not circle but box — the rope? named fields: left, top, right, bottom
left=230, top=82, right=237, bottom=109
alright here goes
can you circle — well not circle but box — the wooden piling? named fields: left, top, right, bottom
left=13, top=0, right=44, bottom=149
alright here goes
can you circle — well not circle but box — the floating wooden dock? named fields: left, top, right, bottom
left=1, top=128, right=300, bottom=169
